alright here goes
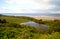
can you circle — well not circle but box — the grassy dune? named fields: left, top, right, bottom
left=0, top=15, right=60, bottom=39
left=0, top=16, right=29, bottom=24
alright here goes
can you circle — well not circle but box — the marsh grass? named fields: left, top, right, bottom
left=0, top=16, right=60, bottom=39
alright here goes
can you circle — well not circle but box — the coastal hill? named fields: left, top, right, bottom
left=0, top=14, right=60, bottom=39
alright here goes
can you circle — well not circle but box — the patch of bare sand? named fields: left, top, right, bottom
left=29, top=16, right=60, bottom=21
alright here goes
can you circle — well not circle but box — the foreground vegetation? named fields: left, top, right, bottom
left=0, top=15, right=60, bottom=39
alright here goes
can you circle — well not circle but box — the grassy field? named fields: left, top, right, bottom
left=0, top=15, right=60, bottom=39
left=0, top=16, right=30, bottom=24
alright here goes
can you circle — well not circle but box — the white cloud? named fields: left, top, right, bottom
left=0, top=7, right=6, bottom=11
left=0, top=6, right=35, bottom=13
left=6, top=0, right=53, bottom=9
left=0, top=0, right=54, bottom=13
left=5, top=0, right=53, bottom=9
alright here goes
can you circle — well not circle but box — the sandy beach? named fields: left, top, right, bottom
left=29, top=15, right=60, bottom=20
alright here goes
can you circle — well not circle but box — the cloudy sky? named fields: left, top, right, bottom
left=0, top=0, right=60, bottom=13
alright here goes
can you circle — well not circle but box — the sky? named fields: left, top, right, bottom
left=0, top=0, right=60, bottom=14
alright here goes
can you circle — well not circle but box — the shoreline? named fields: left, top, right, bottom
left=29, top=15, right=60, bottom=20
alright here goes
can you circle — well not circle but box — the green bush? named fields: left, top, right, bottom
left=0, top=19, right=7, bottom=23
left=0, top=16, right=60, bottom=39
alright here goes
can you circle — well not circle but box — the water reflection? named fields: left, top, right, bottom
left=21, top=21, right=49, bottom=30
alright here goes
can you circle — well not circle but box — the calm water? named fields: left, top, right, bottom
left=21, top=21, right=49, bottom=30
left=1, top=13, right=60, bottom=17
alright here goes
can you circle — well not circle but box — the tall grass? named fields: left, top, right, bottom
left=0, top=16, right=60, bottom=39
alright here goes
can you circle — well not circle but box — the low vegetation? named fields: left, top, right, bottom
left=0, top=15, right=60, bottom=39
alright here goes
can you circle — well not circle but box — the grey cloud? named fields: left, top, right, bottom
left=50, top=0, right=60, bottom=5
left=50, top=0, right=60, bottom=13
left=36, top=0, right=60, bottom=13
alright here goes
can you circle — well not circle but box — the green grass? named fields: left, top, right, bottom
left=0, top=16, right=60, bottom=39
left=0, top=23, right=60, bottom=39
left=0, top=23, right=40, bottom=39
left=39, top=32, right=60, bottom=39
left=0, top=16, right=29, bottom=24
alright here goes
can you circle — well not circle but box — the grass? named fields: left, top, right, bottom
left=0, top=15, right=60, bottom=39
left=0, top=16, right=29, bottom=24
left=39, top=32, right=60, bottom=39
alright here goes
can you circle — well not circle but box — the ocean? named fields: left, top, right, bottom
left=0, top=13, right=60, bottom=17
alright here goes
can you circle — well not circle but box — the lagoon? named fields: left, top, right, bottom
left=21, top=21, right=49, bottom=30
